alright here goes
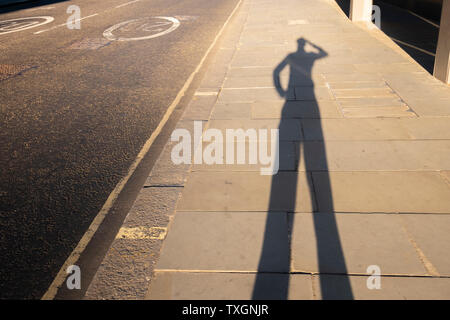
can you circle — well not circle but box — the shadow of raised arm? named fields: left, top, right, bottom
left=308, top=40, right=328, bottom=59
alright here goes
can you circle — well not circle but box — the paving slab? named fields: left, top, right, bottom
left=302, top=118, right=450, bottom=140
left=207, top=118, right=302, bottom=140
left=177, top=171, right=315, bottom=212
left=313, top=171, right=450, bottom=213
left=291, top=213, right=426, bottom=275
left=180, top=95, right=217, bottom=121
left=210, top=103, right=253, bottom=119
left=192, top=140, right=297, bottom=171
left=218, top=87, right=294, bottom=102
left=314, top=275, right=450, bottom=300
left=299, top=140, right=450, bottom=171
left=341, top=105, right=416, bottom=118
left=155, top=211, right=289, bottom=272
left=251, top=100, right=342, bottom=119
left=404, top=99, right=450, bottom=117
left=294, top=86, right=334, bottom=100
left=302, top=119, right=411, bottom=140
left=147, top=272, right=313, bottom=300
left=336, top=97, right=406, bottom=108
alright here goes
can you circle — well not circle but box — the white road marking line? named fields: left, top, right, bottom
left=0, top=16, right=54, bottom=35
left=115, top=0, right=141, bottom=9
left=407, top=10, right=440, bottom=28
left=41, top=0, right=243, bottom=300
left=390, top=37, right=436, bottom=57
left=103, top=16, right=180, bottom=41
left=33, top=13, right=99, bottom=34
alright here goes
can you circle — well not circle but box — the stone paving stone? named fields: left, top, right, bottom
left=177, top=171, right=315, bottom=212
left=302, top=118, right=450, bottom=140
left=332, top=88, right=396, bottom=99
left=210, top=102, right=253, bottom=119
left=291, top=213, right=426, bottom=275
left=218, top=87, right=296, bottom=102
left=144, top=142, right=190, bottom=187
left=313, top=171, right=450, bottom=213
left=298, top=140, right=450, bottom=171
left=251, top=100, right=342, bottom=119
left=441, top=171, right=450, bottom=184
left=385, top=74, right=450, bottom=101
left=405, top=99, right=450, bottom=117
left=354, top=63, right=425, bottom=74
left=402, top=118, right=450, bottom=139
left=207, top=118, right=302, bottom=140
left=313, top=64, right=357, bottom=74
left=400, top=214, right=450, bottom=276
left=336, top=97, right=405, bottom=107
left=147, top=272, right=313, bottom=300
left=327, top=81, right=387, bottom=89
left=180, top=95, right=217, bottom=120
left=122, top=187, right=181, bottom=228
left=226, top=66, right=275, bottom=78
left=322, top=73, right=384, bottom=82
left=294, top=86, right=334, bottom=100
left=223, top=76, right=278, bottom=88
left=314, top=275, right=450, bottom=299
left=155, top=211, right=290, bottom=272
left=85, top=238, right=163, bottom=300
left=302, top=119, right=412, bottom=140
left=342, top=105, right=415, bottom=118
left=192, top=140, right=297, bottom=172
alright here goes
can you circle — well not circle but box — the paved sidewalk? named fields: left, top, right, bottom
left=87, top=0, right=450, bottom=299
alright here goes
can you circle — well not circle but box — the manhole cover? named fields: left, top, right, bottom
left=0, top=16, right=54, bottom=35
left=103, top=16, right=180, bottom=41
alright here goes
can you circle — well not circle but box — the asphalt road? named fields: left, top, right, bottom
left=0, top=0, right=239, bottom=299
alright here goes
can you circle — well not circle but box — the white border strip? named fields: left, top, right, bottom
left=41, top=0, right=243, bottom=300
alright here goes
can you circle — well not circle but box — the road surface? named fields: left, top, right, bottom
left=0, top=0, right=239, bottom=299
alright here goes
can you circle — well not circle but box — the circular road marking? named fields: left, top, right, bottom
left=0, top=16, right=54, bottom=35
left=103, top=16, right=180, bottom=41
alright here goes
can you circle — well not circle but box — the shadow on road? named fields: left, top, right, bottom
left=0, top=0, right=68, bottom=14
left=252, top=38, right=354, bottom=300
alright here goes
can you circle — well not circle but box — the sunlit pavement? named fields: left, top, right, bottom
left=89, top=0, right=450, bottom=300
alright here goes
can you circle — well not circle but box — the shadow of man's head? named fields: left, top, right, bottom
left=273, top=38, right=328, bottom=98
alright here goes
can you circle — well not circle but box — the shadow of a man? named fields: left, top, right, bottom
left=252, top=38, right=354, bottom=299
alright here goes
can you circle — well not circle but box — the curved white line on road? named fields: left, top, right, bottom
left=103, top=16, right=180, bottom=41
left=0, top=16, right=54, bottom=35
left=34, top=13, right=99, bottom=35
